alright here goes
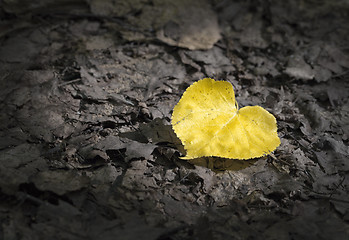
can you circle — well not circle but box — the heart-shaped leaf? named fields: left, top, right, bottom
left=171, top=78, right=280, bottom=159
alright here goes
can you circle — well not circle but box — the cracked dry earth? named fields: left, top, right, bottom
left=0, top=0, right=349, bottom=239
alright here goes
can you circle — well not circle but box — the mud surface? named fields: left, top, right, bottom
left=0, top=0, right=349, bottom=239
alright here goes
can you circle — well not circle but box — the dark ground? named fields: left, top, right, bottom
left=0, top=0, right=349, bottom=239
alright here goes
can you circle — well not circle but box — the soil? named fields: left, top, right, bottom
left=0, top=0, right=349, bottom=239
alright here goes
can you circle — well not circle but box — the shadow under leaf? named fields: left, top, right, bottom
left=188, top=157, right=258, bottom=173
left=119, top=118, right=259, bottom=172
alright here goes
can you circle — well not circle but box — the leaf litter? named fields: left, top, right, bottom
left=0, top=0, right=349, bottom=239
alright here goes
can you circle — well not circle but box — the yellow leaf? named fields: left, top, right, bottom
left=171, top=78, right=280, bottom=160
